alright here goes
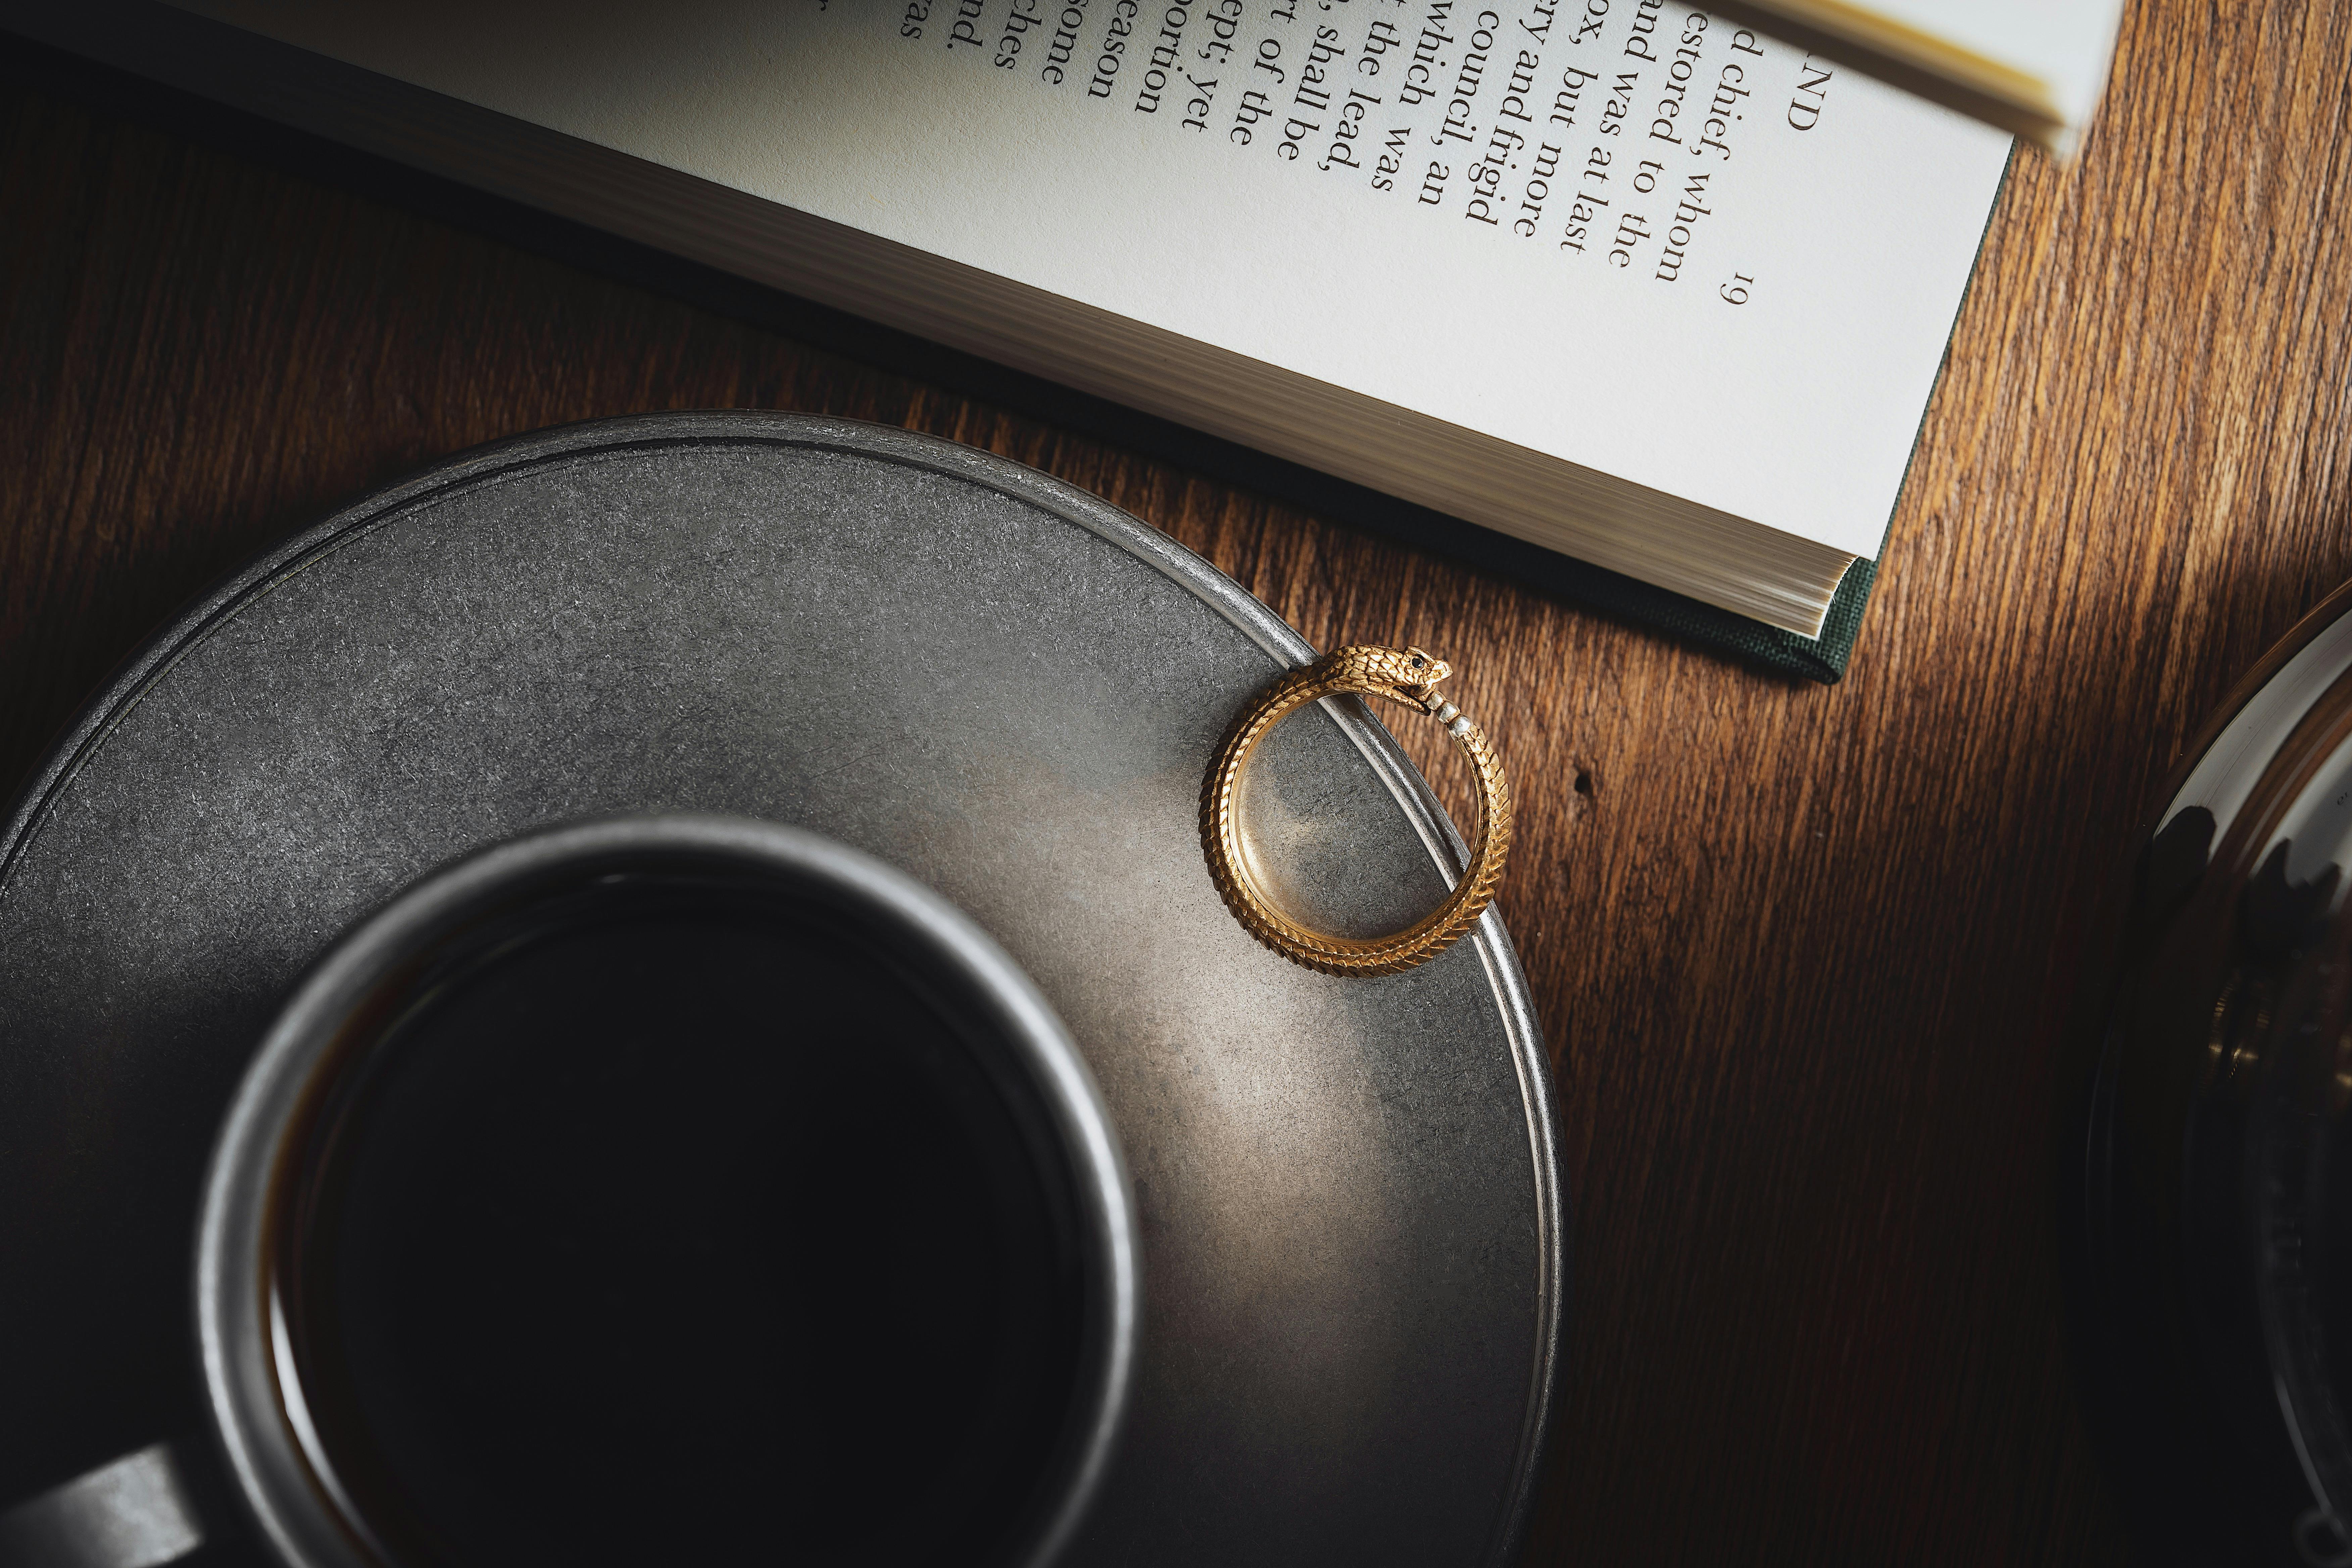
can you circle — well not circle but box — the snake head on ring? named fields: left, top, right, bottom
left=1341, top=645, right=1454, bottom=711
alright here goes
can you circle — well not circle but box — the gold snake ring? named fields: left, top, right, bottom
left=1200, top=645, right=1512, bottom=976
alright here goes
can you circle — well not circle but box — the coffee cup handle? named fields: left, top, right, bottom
left=0, top=1444, right=212, bottom=1568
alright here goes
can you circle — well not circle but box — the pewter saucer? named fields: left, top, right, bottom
left=0, top=414, right=1564, bottom=1566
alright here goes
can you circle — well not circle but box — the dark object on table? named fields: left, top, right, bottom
left=2073, top=581, right=2352, bottom=1565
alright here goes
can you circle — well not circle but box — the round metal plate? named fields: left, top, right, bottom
left=0, top=413, right=1564, bottom=1566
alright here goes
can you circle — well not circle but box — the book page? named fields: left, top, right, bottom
left=184, top=0, right=2012, bottom=561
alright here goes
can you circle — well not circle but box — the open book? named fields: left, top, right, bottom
left=14, top=0, right=2012, bottom=660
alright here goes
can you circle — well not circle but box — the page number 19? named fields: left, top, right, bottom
left=1720, top=273, right=1753, bottom=306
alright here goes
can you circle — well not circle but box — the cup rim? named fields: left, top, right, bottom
left=193, top=814, right=1140, bottom=1568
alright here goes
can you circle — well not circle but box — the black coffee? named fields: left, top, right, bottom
left=274, top=878, right=1087, bottom=1567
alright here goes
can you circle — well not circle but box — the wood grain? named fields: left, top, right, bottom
left=5, top=1, right=2350, bottom=1559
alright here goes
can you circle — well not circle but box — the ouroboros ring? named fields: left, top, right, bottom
left=1200, top=645, right=1513, bottom=976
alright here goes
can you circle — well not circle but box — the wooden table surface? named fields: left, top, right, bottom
left=5, top=2, right=2350, bottom=1561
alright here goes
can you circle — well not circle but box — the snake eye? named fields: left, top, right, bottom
left=1409, top=654, right=1426, bottom=669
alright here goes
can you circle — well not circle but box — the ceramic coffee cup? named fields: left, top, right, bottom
left=0, top=816, right=1138, bottom=1568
